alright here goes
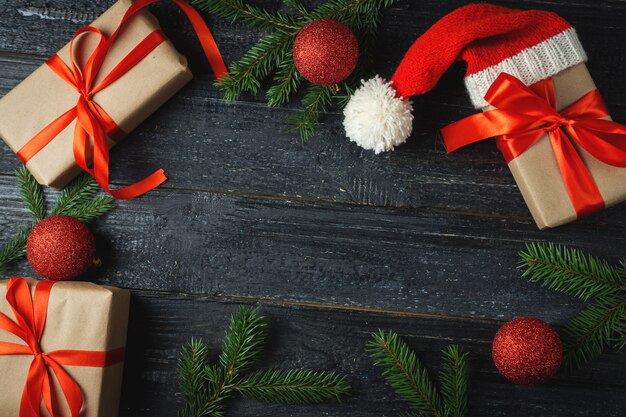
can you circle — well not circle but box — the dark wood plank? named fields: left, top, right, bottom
left=119, top=292, right=626, bottom=417
left=2, top=175, right=626, bottom=322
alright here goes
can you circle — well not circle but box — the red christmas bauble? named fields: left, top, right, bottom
left=293, top=19, right=359, bottom=85
left=492, top=317, right=562, bottom=385
left=26, top=215, right=96, bottom=281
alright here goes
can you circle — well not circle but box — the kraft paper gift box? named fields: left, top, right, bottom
left=0, top=0, right=193, bottom=189
left=500, top=64, right=626, bottom=229
left=0, top=278, right=131, bottom=417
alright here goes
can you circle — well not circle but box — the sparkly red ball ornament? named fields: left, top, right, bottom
left=26, top=215, right=96, bottom=281
left=293, top=19, right=359, bottom=85
left=492, top=317, right=562, bottom=385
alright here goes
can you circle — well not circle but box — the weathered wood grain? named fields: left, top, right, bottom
left=118, top=292, right=626, bottom=417
left=2, top=175, right=626, bottom=323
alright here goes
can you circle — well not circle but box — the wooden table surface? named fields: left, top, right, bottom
left=1, top=1, right=625, bottom=416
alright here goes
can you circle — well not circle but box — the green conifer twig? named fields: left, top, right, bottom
left=177, top=306, right=350, bottom=417
left=519, top=242, right=626, bottom=368
left=368, top=331, right=469, bottom=417
left=16, top=166, right=45, bottom=221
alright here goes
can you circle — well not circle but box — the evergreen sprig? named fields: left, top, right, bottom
left=177, top=306, right=350, bottom=417
left=0, top=169, right=115, bottom=272
left=519, top=242, right=626, bottom=368
left=368, top=330, right=469, bottom=417
left=192, top=0, right=397, bottom=140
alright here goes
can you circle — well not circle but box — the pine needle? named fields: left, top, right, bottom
left=368, top=330, right=444, bottom=417
left=0, top=226, right=32, bottom=272
left=177, top=307, right=350, bottom=417
left=519, top=242, right=625, bottom=301
left=519, top=242, right=626, bottom=368
left=15, top=166, right=45, bottom=221
left=52, top=173, right=101, bottom=216
left=235, top=369, right=350, bottom=403
left=220, top=306, right=268, bottom=379
left=439, top=345, right=469, bottom=417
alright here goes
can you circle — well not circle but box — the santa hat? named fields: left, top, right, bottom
left=343, top=3, right=587, bottom=153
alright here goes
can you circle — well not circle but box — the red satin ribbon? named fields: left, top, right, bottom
left=0, top=278, right=125, bottom=417
left=441, top=73, right=626, bottom=218
left=17, top=0, right=228, bottom=200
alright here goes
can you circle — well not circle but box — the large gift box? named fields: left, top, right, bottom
left=0, top=278, right=130, bottom=417
left=0, top=0, right=193, bottom=193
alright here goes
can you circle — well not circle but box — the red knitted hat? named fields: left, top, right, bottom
left=343, top=3, right=587, bottom=153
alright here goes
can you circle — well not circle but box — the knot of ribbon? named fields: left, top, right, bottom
left=441, top=73, right=626, bottom=218
left=16, top=0, right=227, bottom=200
left=0, top=278, right=125, bottom=417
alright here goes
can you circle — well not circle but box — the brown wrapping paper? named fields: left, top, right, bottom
left=0, top=0, right=193, bottom=189
left=492, top=63, right=626, bottom=229
left=0, top=278, right=130, bottom=417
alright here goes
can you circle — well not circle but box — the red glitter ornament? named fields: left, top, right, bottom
left=26, top=215, right=96, bottom=281
left=293, top=19, right=359, bottom=85
left=492, top=317, right=562, bottom=385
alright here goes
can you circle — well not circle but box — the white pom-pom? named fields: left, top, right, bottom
left=343, top=76, right=413, bottom=154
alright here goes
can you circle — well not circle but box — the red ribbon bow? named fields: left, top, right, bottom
left=16, top=0, right=227, bottom=200
left=441, top=73, right=626, bottom=218
left=0, top=278, right=125, bottom=417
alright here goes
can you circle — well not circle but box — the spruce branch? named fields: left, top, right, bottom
left=266, top=53, right=301, bottom=107
left=0, top=226, right=32, bottom=272
left=368, top=330, right=444, bottom=417
left=177, top=306, right=349, bottom=417
left=52, top=173, right=100, bottom=216
left=283, top=0, right=310, bottom=17
left=16, top=166, right=45, bottom=221
left=439, top=345, right=468, bottom=417
left=220, top=306, right=268, bottom=380
left=368, top=332, right=469, bottom=417
left=519, top=242, right=626, bottom=301
left=519, top=242, right=626, bottom=368
left=234, top=369, right=350, bottom=403
left=563, top=296, right=626, bottom=368
left=290, top=84, right=337, bottom=141
left=192, top=0, right=300, bottom=31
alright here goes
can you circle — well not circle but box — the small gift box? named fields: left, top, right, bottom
left=0, top=0, right=225, bottom=199
left=0, top=278, right=130, bottom=417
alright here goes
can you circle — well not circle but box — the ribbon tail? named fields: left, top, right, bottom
left=173, top=0, right=228, bottom=79
left=44, top=357, right=84, bottom=417
left=20, top=355, right=46, bottom=417
left=568, top=121, right=626, bottom=167
left=549, top=129, right=604, bottom=217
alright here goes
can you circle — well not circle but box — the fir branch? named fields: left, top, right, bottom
left=519, top=242, right=626, bottom=301
left=52, top=173, right=100, bottom=216
left=60, top=195, right=115, bottom=223
left=283, top=0, right=310, bottom=17
left=0, top=226, right=32, bottom=272
left=368, top=330, right=444, bottom=417
left=563, top=296, right=626, bottom=368
left=266, top=52, right=301, bottom=107
left=234, top=369, right=350, bottom=403
left=220, top=306, right=268, bottom=380
left=192, top=0, right=300, bottom=31
left=177, top=307, right=349, bottom=417
left=218, top=31, right=295, bottom=102
left=290, top=84, right=337, bottom=141
left=16, top=166, right=45, bottom=221
left=439, top=345, right=468, bottom=417
left=178, top=339, right=215, bottom=417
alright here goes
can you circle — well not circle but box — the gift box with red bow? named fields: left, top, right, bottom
left=0, top=278, right=130, bottom=417
left=0, top=0, right=226, bottom=200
